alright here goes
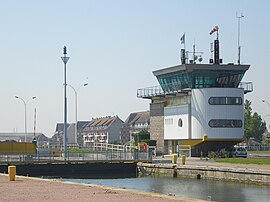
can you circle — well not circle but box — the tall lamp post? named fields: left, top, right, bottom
left=67, top=83, right=88, bottom=145
left=15, top=95, right=36, bottom=142
left=237, top=13, right=244, bottom=65
left=61, top=46, right=70, bottom=160
left=262, top=100, right=270, bottom=108
left=262, top=100, right=270, bottom=149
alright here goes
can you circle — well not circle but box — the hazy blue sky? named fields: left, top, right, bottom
left=0, top=0, right=269, bottom=137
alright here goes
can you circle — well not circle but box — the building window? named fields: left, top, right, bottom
left=208, top=119, right=242, bottom=128
left=165, top=118, right=173, bottom=125
left=208, top=97, right=242, bottom=105
left=178, top=118, right=183, bottom=127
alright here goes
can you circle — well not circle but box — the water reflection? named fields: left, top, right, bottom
left=62, top=176, right=270, bottom=202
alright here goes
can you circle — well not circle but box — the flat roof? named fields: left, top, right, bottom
left=153, top=64, right=250, bottom=76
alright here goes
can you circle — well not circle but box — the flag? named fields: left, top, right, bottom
left=209, top=26, right=218, bottom=35
left=180, top=33, right=185, bottom=44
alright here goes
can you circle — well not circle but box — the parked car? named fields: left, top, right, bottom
left=228, top=147, right=247, bottom=158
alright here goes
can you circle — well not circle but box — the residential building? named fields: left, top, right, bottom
left=120, top=111, right=150, bottom=144
left=51, top=123, right=75, bottom=146
left=83, top=116, right=123, bottom=145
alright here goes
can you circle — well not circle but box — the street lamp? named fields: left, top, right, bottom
left=67, top=83, right=88, bottom=144
left=15, top=95, right=36, bottom=142
left=61, top=46, right=70, bottom=160
left=237, top=12, right=244, bottom=65
left=262, top=100, right=270, bottom=107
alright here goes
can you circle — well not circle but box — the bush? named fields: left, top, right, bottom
left=208, top=151, right=218, bottom=159
left=219, top=148, right=228, bottom=158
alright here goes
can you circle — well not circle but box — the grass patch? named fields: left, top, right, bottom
left=215, top=158, right=270, bottom=164
left=248, top=150, right=270, bottom=154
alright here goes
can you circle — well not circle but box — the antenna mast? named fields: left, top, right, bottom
left=237, top=12, right=244, bottom=64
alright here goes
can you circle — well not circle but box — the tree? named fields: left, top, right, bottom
left=133, top=130, right=150, bottom=145
left=244, top=99, right=266, bottom=142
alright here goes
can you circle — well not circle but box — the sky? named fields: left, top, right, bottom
left=0, top=0, right=270, bottom=137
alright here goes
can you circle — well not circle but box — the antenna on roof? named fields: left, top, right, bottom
left=185, top=40, right=203, bottom=64
left=180, top=33, right=186, bottom=64
left=237, top=12, right=244, bottom=65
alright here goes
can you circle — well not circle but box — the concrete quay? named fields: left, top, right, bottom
left=140, top=156, right=270, bottom=185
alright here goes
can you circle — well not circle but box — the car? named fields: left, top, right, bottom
left=228, top=147, right=247, bottom=158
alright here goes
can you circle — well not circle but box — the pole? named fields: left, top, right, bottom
left=75, top=90, right=78, bottom=144
left=15, top=96, right=36, bottom=142
left=64, top=61, right=67, bottom=159
left=67, top=83, right=88, bottom=145
left=24, top=102, right=27, bottom=141
left=61, top=46, right=70, bottom=160
left=33, top=108, right=36, bottom=138
left=237, top=13, right=244, bottom=64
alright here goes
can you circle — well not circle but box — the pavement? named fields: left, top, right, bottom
left=0, top=174, right=206, bottom=202
left=153, top=155, right=270, bottom=173
left=1, top=155, right=270, bottom=202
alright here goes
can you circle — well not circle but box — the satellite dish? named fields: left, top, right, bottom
left=198, top=57, right=203, bottom=62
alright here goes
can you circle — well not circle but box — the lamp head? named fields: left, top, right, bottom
left=63, top=46, right=67, bottom=55
left=83, top=83, right=89, bottom=87
left=15, top=96, right=19, bottom=99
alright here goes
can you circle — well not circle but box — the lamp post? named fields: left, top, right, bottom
left=262, top=100, right=270, bottom=108
left=15, top=96, right=36, bottom=142
left=237, top=13, right=244, bottom=65
left=262, top=100, right=270, bottom=140
left=61, top=46, right=70, bottom=160
left=67, top=83, right=88, bottom=144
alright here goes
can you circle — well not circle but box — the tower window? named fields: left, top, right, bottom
left=209, top=97, right=242, bottom=105
left=178, top=118, right=183, bottom=127
left=209, top=119, right=242, bottom=128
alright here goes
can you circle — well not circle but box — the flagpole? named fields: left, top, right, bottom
left=184, top=32, right=186, bottom=51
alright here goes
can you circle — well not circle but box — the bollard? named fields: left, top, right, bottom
left=8, top=165, right=16, bottom=181
left=173, top=165, right=177, bottom=178
left=181, top=155, right=186, bottom=165
left=172, top=154, right=177, bottom=164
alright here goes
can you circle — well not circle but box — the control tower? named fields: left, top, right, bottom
left=137, top=34, right=253, bottom=156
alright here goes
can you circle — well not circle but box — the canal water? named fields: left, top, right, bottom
left=62, top=176, right=270, bottom=202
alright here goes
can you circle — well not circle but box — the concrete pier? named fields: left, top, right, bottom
left=139, top=157, right=270, bottom=185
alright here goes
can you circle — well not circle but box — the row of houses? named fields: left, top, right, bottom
left=51, top=111, right=150, bottom=146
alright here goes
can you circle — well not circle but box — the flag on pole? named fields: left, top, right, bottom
left=180, top=33, right=185, bottom=44
left=209, top=26, right=219, bottom=35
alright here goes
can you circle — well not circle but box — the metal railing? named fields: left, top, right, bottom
left=238, top=82, right=253, bottom=93
left=137, top=85, right=165, bottom=98
left=0, top=150, right=152, bottom=163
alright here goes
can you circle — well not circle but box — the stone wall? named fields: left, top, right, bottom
left=140, top=163, right=270, bottom=185
left=150, top=102, right=164, bottom=154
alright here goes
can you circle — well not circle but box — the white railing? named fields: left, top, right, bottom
left=0, top=149, right=152, bottom=163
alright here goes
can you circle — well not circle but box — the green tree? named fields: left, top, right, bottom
left=244, top=100, right=266, bottom=142
left=133, top=130, right=150, bottom=145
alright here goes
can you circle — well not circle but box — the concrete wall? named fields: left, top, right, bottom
left=164, top=105, right=189, bottom=140
left=108, top=117, right=123, bottom=144
left=140, top=163, right=270, bottom=185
